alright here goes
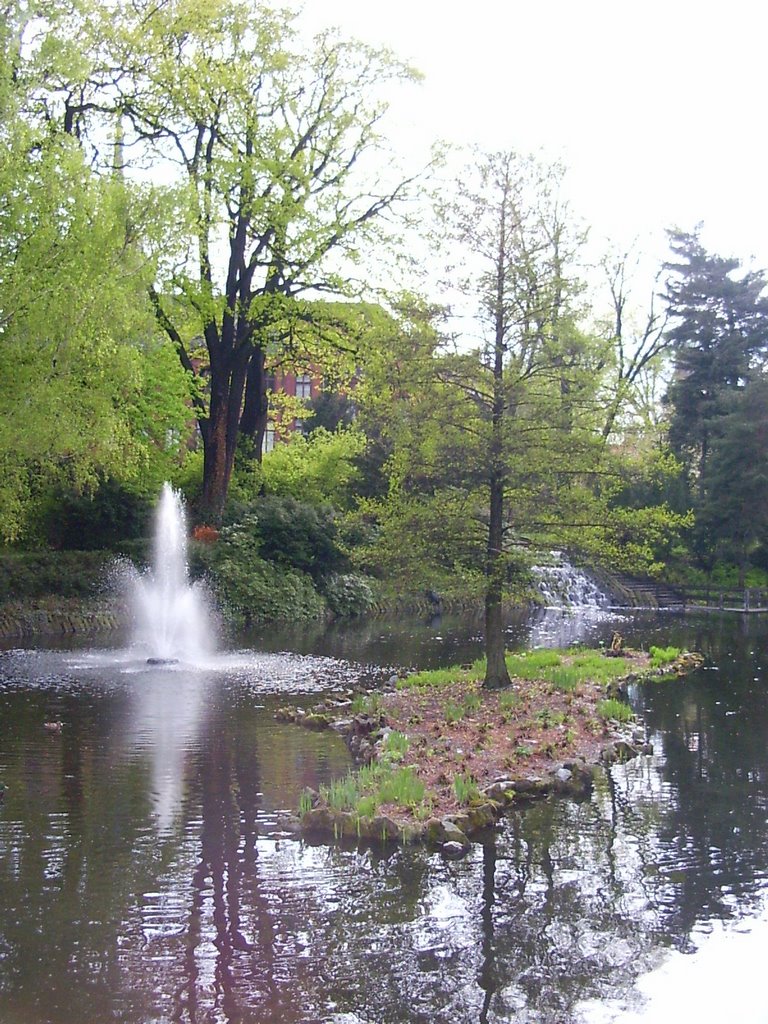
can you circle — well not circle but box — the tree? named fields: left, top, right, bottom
left=91, top=0, right=421, bottom=521
left=598, top=249, right=672, bottom=443
left=436, top=151, right=598, bottom=688
left=664, top=228, right=768, bottom=493
left=0, top=4, right=191, bottom=540
left=700, top=374, right=768, bottom=583
left=662, top=229, right=768, bottom=574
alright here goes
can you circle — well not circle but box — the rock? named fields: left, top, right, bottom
left=482, top=780, right=517, bottom=805
left=301, top=806, right=337, bottom=834
left=554, top=767, right=573, bottom=784
left=329, top=718, right=354, bottom=734
left=601, top=740, right=639, bottom=764
left=275, top=814, right=302, bottom=834
left=442, top=841, right=469, bottom=859
left=302, top=713, right=331, bottom=730
left=425, top=817, right=448, bottom=844
left=358, top=815, right=401, bottom=842
left=425, top=817, right=468, bottom=846
left=441, top=819, right=469, bottom=844
left=510, top=776, right=552, bottom=799
left=464, top=803, right=499, bottom=831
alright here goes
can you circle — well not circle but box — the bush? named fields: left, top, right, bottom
left=261, top=427, right=366, bottom=508
left=200, top=514, right=327, bottom=624
left=321, top=572, right=376, bottom=617
left=39, top=480, right=153, bottom=551
left=0, top=550, right=114, bottom=600
left=223, top=496, right=347, bottom=582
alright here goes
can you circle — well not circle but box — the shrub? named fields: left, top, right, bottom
left=0, top=549, right=115, bottom=600
left=202, top=515, right=326, bottom=624
left=261, top=427, right=366, bottom=508
left=39, top=480, right=153, bottom=551
left=223, top=496, right=347, bottom=582
left=322, top=572, right=376, bottom=617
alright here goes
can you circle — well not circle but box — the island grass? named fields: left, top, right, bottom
left=301, top=731, right=433, bottom=822
left=399, top=647, right=640, bottom=692
left=596, top=697, right=634, bottom=723
left=453, top=772, right=481, bottom=805
left=649, top=645, right=681, bottom=667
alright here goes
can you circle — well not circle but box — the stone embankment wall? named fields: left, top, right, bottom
left=0, top=600, right=121, bottom=640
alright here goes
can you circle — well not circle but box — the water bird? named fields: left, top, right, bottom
left=44, top=721, right=63, bottom=734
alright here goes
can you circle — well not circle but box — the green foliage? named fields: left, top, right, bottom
left=453, top=773, right=480, bottom=805
left=444, top=701, right=465, bottom=724
left=199, top=516, right=326, bottom=624
left=399, top=648, right=639, bottom=693
left=649, top=646, right=681, bottom=667
left=224, top=496, right=347, bottom=582
left=313, top=763, right=428, bottom=819
left=38, top=480, right=154, bottom=551
left=321, top=572, right=376, bottom=618
left=0, top=34, right=193, bottom=541
left=261, top=429, right=366, bottom=509
left=536, top=707, right=566, bottom=727
left=503, top=650, right=564, bottom=679
left=597, top=698, right=633, bottom=723
left=0, top=550, right=113, bottom=600
left=398, top=663, right=481, bottom=690
left=381, top=731, right=410, bottom=762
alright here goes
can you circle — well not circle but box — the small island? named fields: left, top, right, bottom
left=278, top=644, right=703, bottom=855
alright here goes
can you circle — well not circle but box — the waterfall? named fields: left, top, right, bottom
left=531, top=552, right=610, bottom=609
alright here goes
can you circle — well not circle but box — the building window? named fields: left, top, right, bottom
left=263, top=420, right=276, bottom=454
left=296, top=374, right=312, bottom=399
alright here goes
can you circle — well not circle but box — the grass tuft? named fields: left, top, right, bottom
left=453, top=772, right=481, bottom=805
left=649, top=645, right=681, bottom=667
left=597, top=698, right=633, bottom=723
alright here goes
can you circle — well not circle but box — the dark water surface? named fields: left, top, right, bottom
left=2, top=609, right=768, bottom=1023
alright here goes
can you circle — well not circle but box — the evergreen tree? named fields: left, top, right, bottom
left=664, top=229, right=768, bottom=494
left=702, top=374, right=768, bottom=583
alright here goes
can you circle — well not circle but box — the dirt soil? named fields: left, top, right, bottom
left=377, top=649, right=653, bottom=818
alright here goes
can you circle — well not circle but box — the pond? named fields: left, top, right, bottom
left=1, top=606, right=768, bottom=1023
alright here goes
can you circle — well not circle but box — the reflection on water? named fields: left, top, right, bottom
left=1, top=612, right=768, bottom=1022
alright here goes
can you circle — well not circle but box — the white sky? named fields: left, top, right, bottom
left=297, top=0, right=768, bottom=286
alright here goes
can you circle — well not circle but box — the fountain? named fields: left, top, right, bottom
left=129, top=483, right=214, bottom=664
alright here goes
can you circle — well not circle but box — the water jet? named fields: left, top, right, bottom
left=129, top=483, right=214, bottom=664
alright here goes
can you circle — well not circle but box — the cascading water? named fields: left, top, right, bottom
left=531, top=551, right=610, bottom=609
left=129, top=483, right=213, bottom=663
left=527, top=551, right=617, bottom=647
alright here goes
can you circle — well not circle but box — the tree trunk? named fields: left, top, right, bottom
left=239, top=346, right=269, bottom=458
left=200, top=348, right=249, bottom=523
left=484, top=222, right=511, bottom=690
left=484, top=464, right=511, bottom=688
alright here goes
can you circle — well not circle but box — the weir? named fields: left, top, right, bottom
left=531, top=552, right=610, bottom=609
